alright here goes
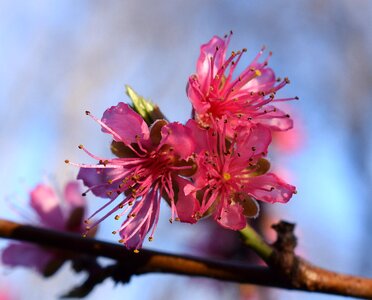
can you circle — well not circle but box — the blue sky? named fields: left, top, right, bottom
left=0, top=1, right=371, bottom=299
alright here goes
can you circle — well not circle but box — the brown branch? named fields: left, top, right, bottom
left=0, top=219, right=371, bottom=299
left=269, top=221, right=372, bottom=298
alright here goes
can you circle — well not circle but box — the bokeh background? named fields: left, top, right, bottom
left=1, top=1, right=371, bottom=299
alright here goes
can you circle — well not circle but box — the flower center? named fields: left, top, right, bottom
left=223, top=172, right=231, bottom=181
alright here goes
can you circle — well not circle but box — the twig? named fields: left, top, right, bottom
left=0, top=219, right=372, bottom=299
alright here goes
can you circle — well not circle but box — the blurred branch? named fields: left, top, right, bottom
left=1, top=219, right=372, bottom=299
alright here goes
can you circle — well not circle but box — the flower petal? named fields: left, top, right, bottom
left=241, top=67, right=276, bottom=93
left=196, top=36, right=227, bottom=93
left=245, top=173, right=296, bottom=203
left=77, top=164, right=123, bottom=199
left=30, top=184, right=65, bottom=230
left=215, top=203, right=246, bottom=230
left=187, top=77, right=210, bottom=115
left=160, top=122, right=196, bottom=159
left=63, top=181, right=86, bottom=232
left=64, top=181, right=85, bottom=209
left=119, top=190, right=159, bottom=250
left=2, top=243, right=54, bottom=274
left=175, top=177, right=199, bottom=224
left=101, top=102, right=150, bottom=144
left=186, top=119, right=209, bottom=154
left=254, top=105, right=293, bottom=131
left=234, top=125, right=271, bottom=163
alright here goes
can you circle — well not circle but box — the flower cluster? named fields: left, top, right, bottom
left=68, top=33, right=297, bottom=251
left=1, top=181, right=88, bottom=275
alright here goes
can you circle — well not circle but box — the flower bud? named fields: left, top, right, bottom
left=126, top=85, right=166, bottom=126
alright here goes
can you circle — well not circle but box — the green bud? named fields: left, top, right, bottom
left=125, top=85, right=166, bottom=125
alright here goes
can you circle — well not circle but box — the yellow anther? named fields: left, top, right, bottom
left=223, top=172, right=231, bottom=181
left=255, top=69, right=262, bottom=77
left=133, top=249, right=140, bottom=253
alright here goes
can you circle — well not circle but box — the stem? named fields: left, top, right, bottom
left=239, top=225, right=273, bottom=263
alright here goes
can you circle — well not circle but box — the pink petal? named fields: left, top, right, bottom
left=77, top=164, right=123, bottom=199
left=254, top=105, right=293, bottom=131
left=63, top=181, right=86, bottom=232
left=245, top=173, right=296, bottom=203
left=160, top=122, right=196, bottom=159
left=240, top=67, right=276, bottom=94
left=175, top=177, right=199, bottom=224
left=119, top=192, right=158, bottom=250
left=0, top=288, right=13, bottom=300
left=121, top=229, right=143, bottom=250
left=192, top=154, right=210, bottom=189
left=245, top=125, right=272, bottom=154
left=2, top=243, right=54, bottom=274
left=215, top=203, right=247, bottom=230
left=196, top=36, right=227, bottom=93
left=30, top=184, right=64, bottom=230
left=120, top=208, right=147, bottom=250
left=272, top=118, right=304, bottom=153
left=185, top=119, right=209, bottom=154
left=234, top=125, right=271, bottom=162
left=187, top=77, right=210, bottom=115
left=64, top=181, right=85, bottom=209
left=101, top=102, right=150, bottom=144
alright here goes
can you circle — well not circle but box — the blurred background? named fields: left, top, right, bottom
left=0, top=0, right=371, bottom=299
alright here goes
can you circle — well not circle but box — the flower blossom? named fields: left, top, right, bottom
left=1, top=181, right=87, bottom=276
left=0, top=285, right=15, bottom=300
left=271, top=106, right=304, bottom=154
left=186, top=119, right=296, bottom=230
left=187, top=32, right=298, bottom=135
left=70, top=102, right=199, bottom=250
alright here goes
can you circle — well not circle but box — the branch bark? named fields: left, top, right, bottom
left=0, top=218, right=371, bottom=299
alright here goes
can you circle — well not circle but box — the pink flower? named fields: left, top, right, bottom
left=1, top=181, right=87, bottom=275
left=0, top=285, right=15, bottom=300
left=186, top=119, right=296, bottom=230
left=271, top=106, right=304, bottom=153
left=187, top=33, right=298, bottom=134
left=71, top=102, right=199, bottom=250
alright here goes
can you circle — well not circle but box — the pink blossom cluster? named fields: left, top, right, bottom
left=69, top=33, right=297, bottom=251
left=1, top=182, right=88, bottom=275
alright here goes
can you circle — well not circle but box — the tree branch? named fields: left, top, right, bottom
left=0, top=219, right=371, bottom=299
